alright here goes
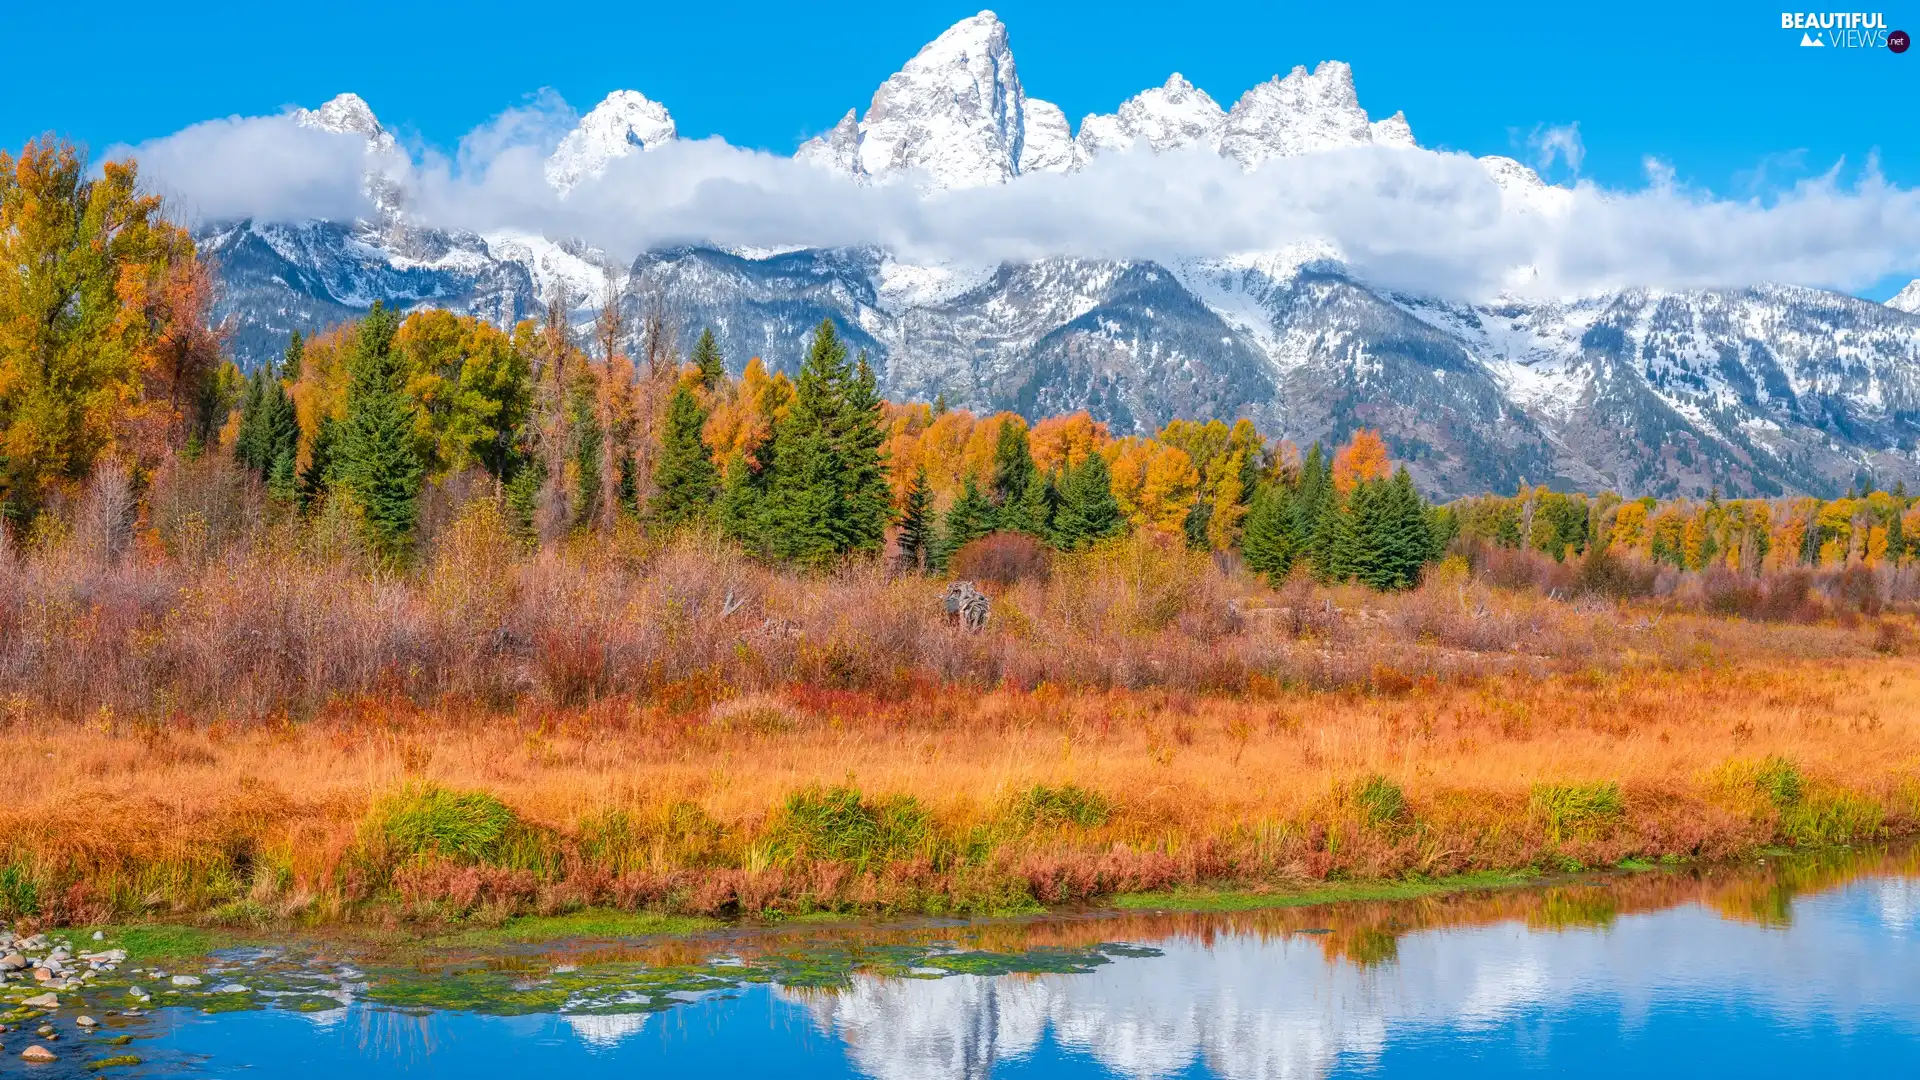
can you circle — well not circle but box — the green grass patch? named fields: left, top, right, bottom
left=1531, top=781, right=1624, bottom=843
left=1006, top=784, right=1112, bottom=829
left=1111, top=870, right=1535, bottom=912
left=370, top=784, right=519, bottom=863
left=768, top=785, right=930, bottom=868
left=86, top=1056, right=142, bottom=1072
left=1783, top=792, right=1884, bottom=847
left=1354, top=774, right=1409, bottom=829
left=86, top=925, right=218, bottom=962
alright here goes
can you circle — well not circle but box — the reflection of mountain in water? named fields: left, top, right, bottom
left=774, top=881, right=1920, bottom=1080
left=565, top=1012, right=650, bottom=1049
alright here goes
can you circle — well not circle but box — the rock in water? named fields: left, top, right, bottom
left=75, top=1016, right=96, bottom=1028
left=21, top=993, right=57, bottom=1009
left=21, top=1044, right=55, bottom=1062
left=169, top=975, right=201, bottom=987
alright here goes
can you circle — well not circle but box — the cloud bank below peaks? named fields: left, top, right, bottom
left=122, top=104, right=1920, bottom=305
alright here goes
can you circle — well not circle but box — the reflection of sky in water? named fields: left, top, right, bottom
left=132, top=876, right=1920, bottom=1078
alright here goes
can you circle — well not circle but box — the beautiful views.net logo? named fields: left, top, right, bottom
left=1781, top=11, right=1909, bottom=49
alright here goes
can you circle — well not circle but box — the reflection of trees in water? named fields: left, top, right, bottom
left=357, top=1008, right=443, bottom=1065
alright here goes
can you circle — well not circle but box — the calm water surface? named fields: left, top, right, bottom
left=36, top=855, right=1920, bottom=1078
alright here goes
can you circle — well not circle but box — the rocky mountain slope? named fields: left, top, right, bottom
left=196, top=12, right=1920, bottom=499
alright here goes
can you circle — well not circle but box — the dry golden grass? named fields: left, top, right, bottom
left=1, top=648, right=1915, bottom=927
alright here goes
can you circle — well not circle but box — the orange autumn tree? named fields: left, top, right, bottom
left=1, top=137, right=214, bottom=517
left=1331, top=428, right=1391, bottom=495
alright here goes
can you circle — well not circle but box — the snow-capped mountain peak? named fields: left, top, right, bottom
left=797, top=10, right=1069, bottom=189
left=293, top=93, right=396, bottom=153
left=1890, top=279, right=1920, bottom=314
left=1370, top=110, right=1416, bottom=148
left=545, top=90, right=678, bottom=195
left=1218, top=61, right=1377, bottom=168
left=1073, top=73, right=1226, bottom=163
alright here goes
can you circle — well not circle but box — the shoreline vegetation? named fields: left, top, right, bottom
left=5, top=138, right=1920, bottom=939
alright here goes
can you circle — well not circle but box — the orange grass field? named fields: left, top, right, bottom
left=0, top=637, right=1916, bottom=929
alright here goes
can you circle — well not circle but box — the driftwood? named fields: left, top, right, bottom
left=942, top=581, right=991, bottom=632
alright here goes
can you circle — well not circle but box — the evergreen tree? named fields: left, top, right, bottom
left=1888, top=508, right=1907, bottom=566
left=504, top=460, right=543, bottom=548
left=837, top=354, right=893, bottom=553
left=1349, top=469, right=1434, bottom=590
left=1240, top=481, right=1298, bottom=583
left=718, top=450, right=769, bottom=554
left=764, top=322, right=890, bottom=565
left=300, top=416, right=337, bottom=508
left=266, top=447, right=299, bottom=506
left=1008, top=468, right=1054, bottom=539
left=282, top=330, right=304, bottom=382
left=1183, top=496, right=1211, bottom=551
left=933, top=475, right=995, bottom=570
left=1316, top=485, right=1361, bottom=584
left=932, top=391, right=948, bottom=417
left=896, top=466, right=934, bottom=571
left=1295, top=443, right=1334, bottom=568
left=691, top=328, right=726, bottom=388
left=565, top=373, right=602, bottom=529
left=991, top=420, right=1036, bottom=510
left=233, top=369, right=268, bottom=474
left=650, top=383, right=719, bottom=527
left=1051, top=453, right=1123, bottom=550
left=333, top=303, right=424, bottom=559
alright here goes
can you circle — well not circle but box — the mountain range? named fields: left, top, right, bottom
left=199, top=10, right=1920, bottom=499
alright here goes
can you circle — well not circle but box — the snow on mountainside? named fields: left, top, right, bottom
left=196, top=11, right=1920, bottom=499
left=1892, top=280, right=1920, bottom=314
left=796, top=11, right=1070, bottom=188
left=545, top=91, right=677, bottom=194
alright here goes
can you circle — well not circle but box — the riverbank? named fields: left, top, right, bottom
left=2, top=649, right=1916, bottom=930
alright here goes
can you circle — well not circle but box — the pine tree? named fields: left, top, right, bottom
left=764, top=322, right=891, bottom=566
left=1240, top=481, right=1297, bottom=583
left=991, top=420, right=1036, bottom=509
left=691, top=328, right=726, bottom=388
left=1316, top=484, right=1360, bottom=584
left=1009, top=468, right=1054, bottom=539
left=300, top=416, right=337, bottom=508
left=933, top=475, right=995, bottom=570
left=566, top=372, right=602, bottom=530
left=896, top=466, right=934, bottom=571
left=650, top=383, right=719, bottom=528
left=718, top=450, right=769, bottom=554
left=1051, top=453, right=1123, bottom=550
left=333, top=303, right=424, bottom=559
left=282, top=330, right=304, bottom=381
left=837, top=353, right=893, bottom=554
left=233, top=370, right=268, bottom=473
left=266, top=447, right=299, bottom=506
left=1183, top=496, right=1211, bottom=551
left=1349, top=469, right=1434, bottom=591
left=1295, top=443, right=1333, bottom=569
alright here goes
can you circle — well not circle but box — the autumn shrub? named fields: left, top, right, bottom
left=949, top=532, right=1053, bottom=586
left=1575, top=545, right=1658, bottom=600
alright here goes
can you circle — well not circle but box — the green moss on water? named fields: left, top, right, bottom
left=86, top=925, right=219, bottom=962
left=427, top=909, right=718, bottom=947
left=1110, top=870, right=1537, bottom=912
left=86, top=1056, right=142, bottom=1071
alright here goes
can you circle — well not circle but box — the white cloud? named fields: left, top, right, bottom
left=1528, top=122, right=1585, bottom=175
left=117, top=115, right=372, bottom=225
left=118, top=104, right=1920, bottom=305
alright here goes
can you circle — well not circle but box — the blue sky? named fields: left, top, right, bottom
left=6, top=1, right=1917, bottom=296
left=8, top=1, right=1914, bottom=186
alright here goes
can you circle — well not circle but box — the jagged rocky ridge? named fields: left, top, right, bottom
left=200, top=12, right=1920, bottom=499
